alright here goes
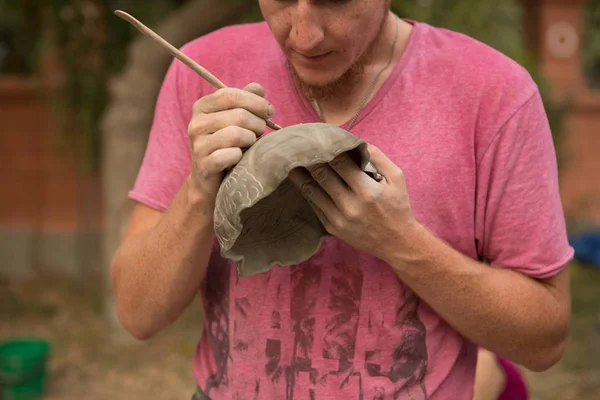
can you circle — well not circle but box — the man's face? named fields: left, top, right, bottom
left=259, top=0, right=390, bottom=99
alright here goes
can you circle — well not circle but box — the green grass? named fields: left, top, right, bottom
left=561, top=262, right=600, bottom=372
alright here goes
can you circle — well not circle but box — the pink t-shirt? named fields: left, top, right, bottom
left=130, top=20, right=573, bottom=399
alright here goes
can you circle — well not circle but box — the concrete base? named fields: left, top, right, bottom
left=0, top=229, right=102, bottom=282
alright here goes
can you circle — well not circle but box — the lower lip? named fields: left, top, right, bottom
left=295, top=51, right=332, bottom=64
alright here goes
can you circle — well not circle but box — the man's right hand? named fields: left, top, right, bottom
left=187, top=82, right=275, bottom=204
left=112, top=83, right=276, bottom=340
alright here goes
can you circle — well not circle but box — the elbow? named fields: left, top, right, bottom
left=115, top=296, right=157, bottom=341
left=120, top=320, right=155, bottom=342
left=524, top=338, right=568, bottom=372
left=523, top=317, right=570, bottom=372
left=111, top=263, right=158, bottom=341
left=128, top=329, right=154, bottom=341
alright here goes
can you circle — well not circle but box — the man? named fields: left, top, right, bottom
left=110, top=0, right=573, bottom=398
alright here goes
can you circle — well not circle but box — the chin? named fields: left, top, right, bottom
left=290, top=64, right=344, bottom=88
left=299, top=73, right=339, bottom=88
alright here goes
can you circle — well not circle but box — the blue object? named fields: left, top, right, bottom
left=569, top=230, right=600, bottom=269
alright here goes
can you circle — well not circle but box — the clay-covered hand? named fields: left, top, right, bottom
left=187, top=82, right=275, bottom=204
left=289, top=144, right=418, bottom=262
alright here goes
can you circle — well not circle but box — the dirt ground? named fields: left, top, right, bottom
left=2, top=263, right=600, bottom=400
left=1, top=274, right=200, bottom=399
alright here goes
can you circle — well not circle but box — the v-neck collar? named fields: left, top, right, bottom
left=280, top=18, right=423, bottom=131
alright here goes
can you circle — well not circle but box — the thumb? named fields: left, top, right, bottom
left=243, top=82, right=265, bottom=97
left=367, top=144, right=404, bottom=183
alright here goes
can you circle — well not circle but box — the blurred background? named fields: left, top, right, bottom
left=1, top=0, right=599, bottom=399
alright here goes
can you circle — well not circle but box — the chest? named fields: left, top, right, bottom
left=365, top=113, right=478, bottom=257
left=284, top=105, right=477, bottom=252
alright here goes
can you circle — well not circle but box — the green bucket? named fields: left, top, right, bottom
left=0, top=338, right=51, bottom=400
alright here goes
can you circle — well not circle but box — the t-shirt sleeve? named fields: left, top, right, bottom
left=475, top=89, right=574, bottom=279
left=128, top=54, right=196, bottom=212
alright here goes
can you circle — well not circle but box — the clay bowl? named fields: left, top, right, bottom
left=213, top=122, right=379, bottom=277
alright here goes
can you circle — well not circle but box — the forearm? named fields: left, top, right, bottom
left=386, top=223, right=570, bottom=371
left=111, top=176, right=214, bottom=339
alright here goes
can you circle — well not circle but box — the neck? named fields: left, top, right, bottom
left=311, top=13, right=412, bottom=126
left=362, top=12, right=402, bottom=78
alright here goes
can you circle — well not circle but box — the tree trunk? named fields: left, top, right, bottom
left=101, top=0, right=256, bottom=342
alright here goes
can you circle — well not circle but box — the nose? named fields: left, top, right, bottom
left=290, top=3, right=324, bottom=54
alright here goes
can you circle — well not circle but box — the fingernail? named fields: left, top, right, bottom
left=266, top=104, right=275, bottom=118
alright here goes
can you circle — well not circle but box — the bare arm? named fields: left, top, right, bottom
left=110, top=176, right=214, bottom=340
left=290, top=144, right=571, bottom=373
left=110, top=82, right=274, bottom=340
left=387, top=222, right=571, bottom=372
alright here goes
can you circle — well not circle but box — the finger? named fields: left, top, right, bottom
left=189, top=107, right=267, bottom=137
left=193, top=87, right=274, bottom=120
left=194, top=126, right=257, bottom=158
left=328, top=153, right=374, bottom=193
left=200, top=147, right=243, bottom=177
left=305, top=197, right=334, bottom=234
left=243, top=82, right=265, bottom=98
left=306, top=163, right=350, bottom=207
left=288, top=168, right=340, bottom=218
left=366, top=144, right=404, bottom=183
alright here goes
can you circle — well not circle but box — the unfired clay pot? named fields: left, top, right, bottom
left=213, top=122, right=379, bottom=277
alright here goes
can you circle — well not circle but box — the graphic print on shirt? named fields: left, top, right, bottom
left=260, top=263, right=323, bottom=397
left=275, top=263, right=428, bottom=399
left=365, top=290, right=428, bottom=400
left=314, top=261, right=364, bottom=398
left=203, top=257, right=429, bottom=399
left=202, top=252, right=231, bottom=396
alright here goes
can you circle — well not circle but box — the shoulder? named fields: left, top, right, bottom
left=166, top=22, right=283, bottom=100
left=411, top=22, right=543, bottom=145
left=176, top=22, right=280, bottom=87
left=181, top=21, right=274, bottom=59
left=414, top=22, right=537, bottom=98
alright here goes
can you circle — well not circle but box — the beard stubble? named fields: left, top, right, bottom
left=287, top=11, right=390, bottom=102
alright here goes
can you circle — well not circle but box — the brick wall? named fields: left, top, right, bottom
left=559, top=91, right=600, bottom=222
left=0, top=77, right=103, bottom=231
left=531, top=0, right=600, bottom=223
left=0, top=77, right=102, bottom=280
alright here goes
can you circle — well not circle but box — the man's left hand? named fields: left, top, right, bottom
left=289, top=144, right=418, bottom=262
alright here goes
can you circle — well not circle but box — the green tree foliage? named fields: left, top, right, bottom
left=0, top=0, right=40, bottom=74
left=2, top=1, right=190, bottom=170
left=393, top=0, right=525, bottom=59
left=47, top=0, right=190, bottom=171
left=583, top=0, right=600, bottom=88
left=3, top=0, right=590, bottom=170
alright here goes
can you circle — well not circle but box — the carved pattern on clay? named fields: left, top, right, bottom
left=214, top=166, right=264, bottom=250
